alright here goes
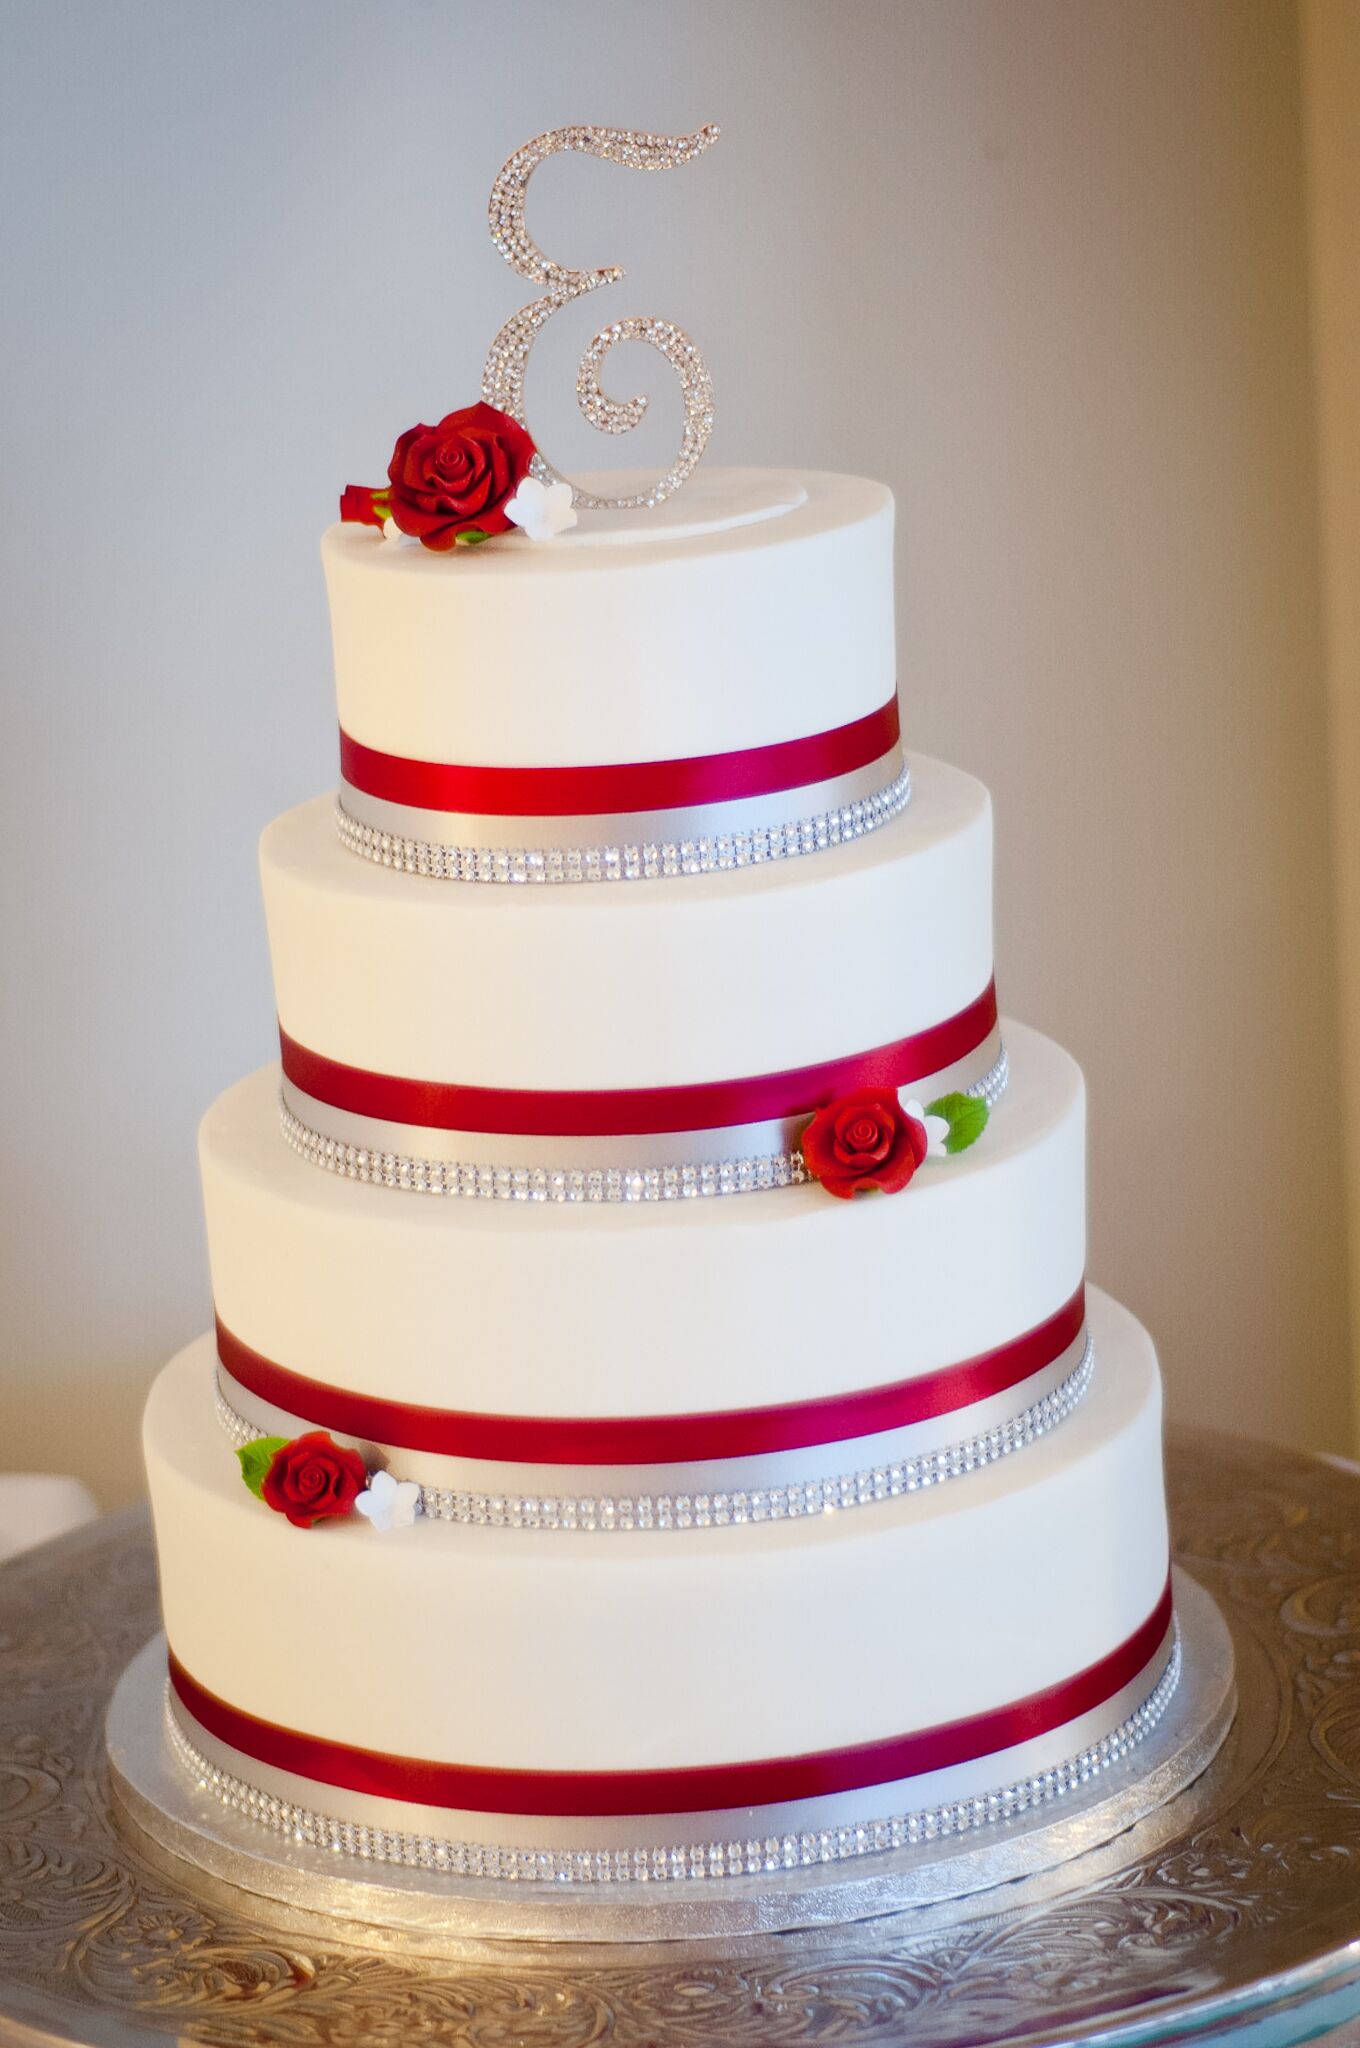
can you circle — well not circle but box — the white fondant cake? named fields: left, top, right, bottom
left=202, top=1023, right=1081, bottom=1432
left=265, top=754, right=990, bottom=1092
left=148, top=1289, right=1167, bottom=1859
left=142, top=466, right=1178, bottom=1886
left=325, top=469, right=894, bottom=765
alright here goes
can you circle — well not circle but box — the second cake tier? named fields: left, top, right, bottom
left=263, top=753, right=994, bottom=1098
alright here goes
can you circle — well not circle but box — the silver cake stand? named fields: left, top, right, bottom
left=3, top=1425, right=1360, bottom=2047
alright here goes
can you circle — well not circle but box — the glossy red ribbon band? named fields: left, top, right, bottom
left=168, top=1576, right=1172, bottom=1817
left=215, top=1288, right=1084, bottom=1467
left=279, top=982, right=998, bottom=1141
left=340, top=699, right=901, bottom=819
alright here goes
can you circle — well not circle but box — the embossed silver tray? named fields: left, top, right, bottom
left=4, top=1428, right=1360, bottom=2046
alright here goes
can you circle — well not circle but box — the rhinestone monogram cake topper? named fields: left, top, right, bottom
left=481, top=124, right=719, bottom=512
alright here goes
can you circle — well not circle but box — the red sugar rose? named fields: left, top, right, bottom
left=386, top=401, right=536, bottom=551
left=261, top=1431, right=368, bottom=1529
left=338, top=483, right=390, bottom=531
left=801, top=1090, right=928, bottom=1199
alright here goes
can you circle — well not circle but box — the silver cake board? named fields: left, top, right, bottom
left=105, top=1566, right=1234, bottom=1949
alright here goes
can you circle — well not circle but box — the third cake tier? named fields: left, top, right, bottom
left=203, top=1021, right=1082, bottom=1517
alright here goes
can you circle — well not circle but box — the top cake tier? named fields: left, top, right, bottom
left=324, top=468, right=894, bottom=772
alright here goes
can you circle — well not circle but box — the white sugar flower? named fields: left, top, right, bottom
left=354, top=1468, right=421, bottom=1532
left=902, top=1097, right=951, bottom=1159
left=504, top=475, right=578, bottom=542
left=382, top=517, right=420, bottom=546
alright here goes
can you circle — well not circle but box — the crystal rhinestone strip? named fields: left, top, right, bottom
left=165, top=1626, right=1179, bottom=1885
left=276, top=1045, right=1010, bottom=1204
left=488, top=127, right=721, bottom=287
left=214, top=1332, right=1093, bottom=1535
left=334, top=765, right=911, bottom=884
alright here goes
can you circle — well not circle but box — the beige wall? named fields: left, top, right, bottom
left=0, top=0, right=1351, bottom=1505
left=1303, top=0, right=1360, bottom=1444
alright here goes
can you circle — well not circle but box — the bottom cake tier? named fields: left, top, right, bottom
left=143, top=1287, right=1174, bottom=1878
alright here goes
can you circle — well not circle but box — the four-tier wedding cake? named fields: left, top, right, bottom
left=133, top=119, right=1183, bottom=1907
left=141, top=446, right=1177, bottom=1891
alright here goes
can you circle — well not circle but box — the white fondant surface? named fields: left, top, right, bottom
left=260, top=755, right=992, bottom=1092
left=173, top=1624, right=1172, bottom=1852
left=145, top=1288, right=1167, bottom=1774
left=323, top=468, right=895, bottom=765
left=199, top=1023, right=1084, bottom=1420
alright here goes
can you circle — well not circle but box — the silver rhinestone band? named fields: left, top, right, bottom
left=166, top=1625, right=1179, bottom=1885
left=278, top=1045, right=1010, bottom=1204
left=334, top=765, right=911, bottom=884
left=963, top=1043, right=1010, bottom=1110
left=215, top=1329, right=1091, bottom=1535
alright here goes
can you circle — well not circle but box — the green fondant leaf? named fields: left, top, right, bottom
left=455, top=527, right=490, bottom=547
left=925, top=1092, right=990, bottom=1155
left=237, top=1436, right=288, bottom=1500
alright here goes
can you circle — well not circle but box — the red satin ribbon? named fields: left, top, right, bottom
left=340, top=699, right=901, bottom=818
left=168, top=1577, right=1173, bottom=1816
left=279, top=982, right=998, bottom=1140
left=216, top=1286, right=1084, bottom=1466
